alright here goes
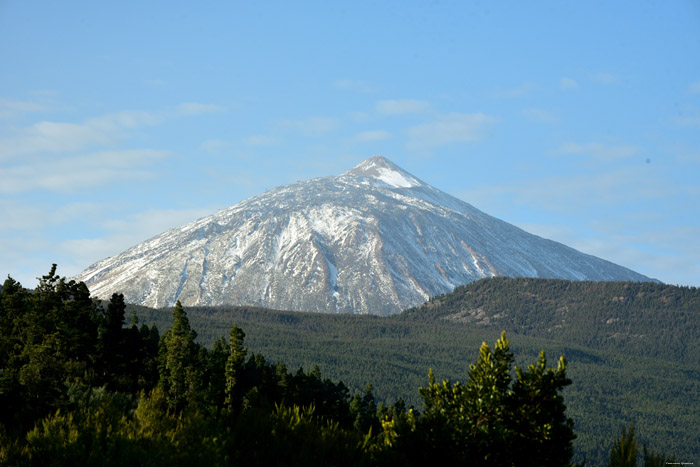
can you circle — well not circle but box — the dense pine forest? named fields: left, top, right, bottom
left=1, top=267, right=691, bottom=465
left=128, top=278, right=698, bottom=465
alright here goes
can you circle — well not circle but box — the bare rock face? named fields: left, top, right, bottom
left=76, top=156, right=654, bottom=315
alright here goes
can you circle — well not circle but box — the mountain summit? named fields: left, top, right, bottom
left=343, top=155, right=424, bottom=188
left=76, top=156, right=654, bottom=315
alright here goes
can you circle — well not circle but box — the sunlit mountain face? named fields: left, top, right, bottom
left=76, top=156, right=654, bottom=315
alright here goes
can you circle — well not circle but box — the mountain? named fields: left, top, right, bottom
left=76, top=156, right=654, bottom=314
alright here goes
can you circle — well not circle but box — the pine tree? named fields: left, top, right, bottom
left=609, top=424, right=638, bottom=467
left=224, top=323, right=247, bottom=410
left=415, top=331, right=575, bottom=466
left=159, top=301, right=203, bottom=412
left=97, top=293, right=127, bottom=388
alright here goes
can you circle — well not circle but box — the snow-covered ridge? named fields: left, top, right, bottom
left=75, top=156, right=655, bottom=315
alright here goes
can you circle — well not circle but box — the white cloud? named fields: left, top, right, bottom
left=560, top=77, right=579, bottom=90
left=0, top=121, right=114, bottom=160
left=0, top=103, right=224, bottom=161
left=355, top=130, right=391, bottom=142
left=674, top=116, right=700, bottom=128
left=200, top=139, right=230, bottom=153
left=376, top=99, right=430, bottom=115
left=176, top=102, right=225, bottom=116
left=86, top=110, right=161, bottom=131
left=280, top=116, right=338, bottom=134
left=333, top=79, right=377, bottom=93
left=521, top=108, right=557, bottom=123
left=0, top=98, right=49, bottom=120
left=245, top=135, right=277, bottom=146
left=145, top=78, right=167, bottom=87
left=458, top=166, right=681, bottom=218
left=0, top=200, right=103, bottom=233
left=0, top=149, right=170, bottom=194
left=407, top=113, right=496, bottom=148
left=349, top=111, right=371, bottom=123
left=490, top=83, right=536, bottom=98
left=556, top=142, right=640, bottom=160
left=590, top=72, right=619, bottom=85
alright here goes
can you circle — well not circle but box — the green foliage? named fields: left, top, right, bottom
left=158, top=301, right=205, bottom=412
left=224, top=323, right=246, bottom=411
left=610, top=424, right=638, bottom=467
left=0, top=266, right=100, bottom=430
left=127, top=278, right=699, bottom=464
left=405, top=332, right=575, bottom=465
left=608, top=424, right=677, bottom=467
left=407, top=277, right=700, bottom=364
left=0, top=269, right=691, bottom=465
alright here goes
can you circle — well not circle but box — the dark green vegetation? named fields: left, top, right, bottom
left=1, top=267, right=583, bottom=466
left=131, top=278, right=698, bottom=465
left=1, top=268, right=693, bottom=465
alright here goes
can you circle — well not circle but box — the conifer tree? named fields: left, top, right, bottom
left=97, top=293, right=127, bottom=388
left=609, top=424, right=638, bottom=467
left=159, top=301, right=203, bottom=412
left=415, top=331, right=575, bottom=466
left=224, top=323, right=247, bottom=410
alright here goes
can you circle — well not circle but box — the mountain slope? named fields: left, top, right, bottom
left=76, top=156, right=654, bottom=314
left=403, top=277, right=700, bottom=362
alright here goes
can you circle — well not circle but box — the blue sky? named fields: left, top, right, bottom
left=1, top=1, right=699, bottom=288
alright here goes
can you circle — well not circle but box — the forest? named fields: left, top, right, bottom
left=0, top=266, right=688, bottom=466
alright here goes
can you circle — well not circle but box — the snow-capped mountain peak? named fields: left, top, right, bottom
left=76, top=156, right=655, bottom=315
left=343, top=155, right=423, bottom=188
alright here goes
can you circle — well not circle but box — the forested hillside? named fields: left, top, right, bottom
left=405, top=278, right=700, bottom=362
left=1, top=268, right=694, bottom=465
left=129, top=278, right=700, bottom=465
left=1, top=267, right=593, bottom=465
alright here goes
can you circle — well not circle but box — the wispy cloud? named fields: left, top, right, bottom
left=0, top=200, right=103, bottom=233
left=0, top=103, right=223, bottom=161
left=556, top=142, right=640, bottom=160
left=333, top=79, right=377, bottom=93
left=280, top=116, right=338, bottom=134
left=0, top=98, right=50, bottom=120
left=85, top=110, right=161, bottom=132
left=200, top=139, right=230, bottom=153
left=355, top=130, right=391, bottom=142
left=521, top=108, right=557, bottom=124
left=176, top=102, right=225, bottom=116
left=376, top=99, right=430, bottom=115
left=688, top=81, right=700, bottom=94
left=0, top=149, right=171, bottom=194
left=145, top=78, right=167, bottom=87
left=245, top=135, right=277, bottom=146
left=0, top=121, right=114, bottom=160
left=458, top=166, right=679, bottom=218
left=407, top=113, right=496, bottom=149
left=590, top=72, right=619, bottom=85
left=490, top=83, right=536, bottom=98
left=560, top=77, right=579, bottom=90
left=673, top=116, right=700, bottom=128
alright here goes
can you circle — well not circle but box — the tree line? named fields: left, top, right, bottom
left=0, top=266, right=677, bottom=465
